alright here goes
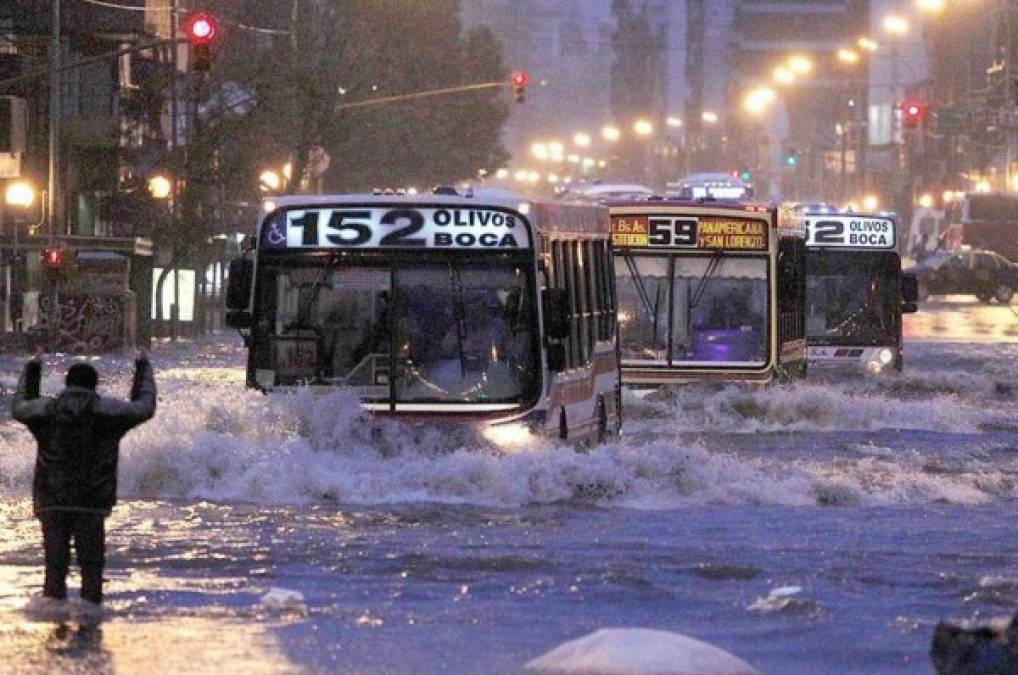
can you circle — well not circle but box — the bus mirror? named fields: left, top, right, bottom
left=226, top=258, right=253, bottom=311
left=225, top=311, right=252, bottom=329
left=542, top=288, right=570, bottom=339
left=546, top=343, right=566, bottom=372
left=901, top=271, right=919, bottom=303
left=901, top=301, right=918, bottom=314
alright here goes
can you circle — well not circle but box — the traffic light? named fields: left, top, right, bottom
left=41, top=247, right=74, bottom=272
left=784, top=150, right=798, bottom=168
left=509, top=70, right=529, bottom=104
left=740, top=170, right=752, bottom=183
left=902, top=100, right=925, bottom=130
left=184, top=12, right=218, bottom=73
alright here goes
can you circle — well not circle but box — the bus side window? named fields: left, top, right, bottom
left=565, top=241, right=580, bottom=368
left=592, top=240, right=606, bottom=341
left=578, top=240, right=593, bottom=363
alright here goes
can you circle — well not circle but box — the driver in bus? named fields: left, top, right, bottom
left=440, top=293, right=509, bottom=367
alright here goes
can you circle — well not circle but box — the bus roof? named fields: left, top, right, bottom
left=607, top=198, right=772, bottom=214
left=263, top=191, right=529, bottom=213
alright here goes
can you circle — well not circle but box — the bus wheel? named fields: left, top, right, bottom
left=558, top=408, right=568, bottom=441
left=995, top=284, right=1014, bottom=304
left=596, top=398, right=608, bottom=445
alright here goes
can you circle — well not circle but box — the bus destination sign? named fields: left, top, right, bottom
left=611, top=215, right=768, bottom=251
left=262, top=207, right=531, bottom=250
left=805, top=215, right=895, bottom=249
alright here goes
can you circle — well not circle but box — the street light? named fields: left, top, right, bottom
left=788, top=55, right=814, bottom=75
left=862, top=194, right=880, bottom=210
left=633, top=119, right=654, bottom=137
left=5, top=181, right=37, bottom=208
left=701, top=111, right=719, bottom=125
left=573, top=132, right=592, bottom=148
left=918, top=193, right=934, bottom=208
left=916, top=0, right=945, bottom=14
left=531, top=142, right=549, bottom=160
left=258, top=170, right=281, bottom=193
left=148, top=174, right=173, bottom=200
left=837, top=48, right=860, bottom=65
left=858, top=37, right=879, bottom=52
left=882, top=15, right=910, bottom=37
left=773, top=66, right=796, bottom=86
left=743, top=86, right=777, bottom=116
left=601, top=125, right=621, bottom=142
left=548, top=141, right=565, bottom=155
left=666, top=116, right=683, bottom=128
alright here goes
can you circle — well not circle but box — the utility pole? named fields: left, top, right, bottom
left=47, top=0, right=60, bottom=244
left=170, top=0, right=179, bottom=340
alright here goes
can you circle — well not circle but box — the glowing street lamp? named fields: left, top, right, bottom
left=633, top=119, right=654, bottom=137
left=601, top=125, right=621, bottom=142
left=883, top=15, right=910, bottom=37
left=548, top=140, right=565, bottom=155
left=773, top=66, right=798, bottom=86
left=773, top=66, right=796, bottom=86
left=5, top=180, right=37, bottom=208
left=916, top=0, right=945, bottom=14
left=743, top=86, right=777, bottom=116
left=974, top=179, right=992, bottom=193
left=531, top=142, right=549, bottom=160
left=666, top=116, right=683, bottom=128
left=858, top=37, right=879, bottom=52
left=918, top=193, right=934, bottom=209
left=862, top=194, right=880, bottom=211
left=788, top=55, right=814, bottom=76
left=701, top=110, right=719, bottom=125
left=148, top=174, right=173, bottom=200
left=573, top=132, right=592, bottom=148
left=258, top=170, right=281, bottom=193
left=837, top=48, right=860, bottom=65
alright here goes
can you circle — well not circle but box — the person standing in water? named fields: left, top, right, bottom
left=12, top=348, right=157, bottom=605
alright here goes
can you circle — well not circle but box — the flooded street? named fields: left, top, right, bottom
left=0, top=303, right=1015, bottom=673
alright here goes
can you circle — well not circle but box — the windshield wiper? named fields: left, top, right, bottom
left=285, top=252, right=340, bottom=332
left=690, top=252, right=723, bottom=309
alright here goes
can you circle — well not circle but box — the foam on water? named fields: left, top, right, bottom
left=1, top=340, right=1015, bottom=509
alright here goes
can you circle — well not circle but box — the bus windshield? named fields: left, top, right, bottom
left=615, top=254, right=769, bottom=367
left=257, top=256, right=539, bottom=406
left=806, top=250, right=899, bottom=346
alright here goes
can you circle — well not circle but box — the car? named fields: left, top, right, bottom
left=912, top=248, right=1017, bottom=303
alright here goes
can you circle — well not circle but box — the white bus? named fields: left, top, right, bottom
left=608, top=199, right=807, bottom=386
left=225, top=190, right=621, bottom=445
left=803, top=211, right=919, bottom=373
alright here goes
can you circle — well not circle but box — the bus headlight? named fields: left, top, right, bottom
left=481, top=422, right=536, bottom=450
left=481, top=410, right=546, bottom=450
left=865, top=360, right=883, bottom=375
left=878, top=348, right=894, bottom=365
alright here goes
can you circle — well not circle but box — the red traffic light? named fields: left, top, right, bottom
left=509, top=70, right=529, bottom=103
left=902, top=100, right=924, bottom=129
left=185, top=12, right=218, bottom=45
left=509, top=70, right=529, bottom=88
left=42, top=247, right=66, bottom=268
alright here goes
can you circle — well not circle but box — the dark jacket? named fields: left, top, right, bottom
left=12, top=359, right=157, bottom=516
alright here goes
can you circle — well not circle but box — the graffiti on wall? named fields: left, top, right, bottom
left=40, top=294, right=124, bottom=353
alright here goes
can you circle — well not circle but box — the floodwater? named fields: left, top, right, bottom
left=0, top=301, right=1015, bottom=674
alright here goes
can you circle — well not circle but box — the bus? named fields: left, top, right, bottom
left=607, top=199, right=807, bottom=386
left=802, top=211, right=919, bottom=374
left=961, top=192, right=1018, bottom=261
left=224, top=189, right=621, bottom=446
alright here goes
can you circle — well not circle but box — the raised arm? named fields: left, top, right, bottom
left=95, top=351, right=157, bottom=431
left=12, top=348, right=50, bottom=424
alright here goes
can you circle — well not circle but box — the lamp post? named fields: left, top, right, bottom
left=4, top=180, right=38, bottom=333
